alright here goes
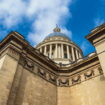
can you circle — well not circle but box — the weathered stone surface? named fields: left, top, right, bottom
left=0, top=55, right=18, bottom=105
left=57, top=75, right=105, bottom=105
left=14, top=69, right=57, bottom=105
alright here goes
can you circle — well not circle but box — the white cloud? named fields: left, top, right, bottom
left=94, top=18, right=104, bottom=27
left=80, top=41, right=90, bottom=54
left=0, top=0, right=27, bottom=28
left=27, top=0, right=72, bottom=44
left=0, top=0, right=73, bottom=44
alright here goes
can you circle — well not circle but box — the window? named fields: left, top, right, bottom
left=64, top=53, right=67, bottom=58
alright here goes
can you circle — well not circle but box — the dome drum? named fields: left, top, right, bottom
left=36, top=40, right=83, bottom=64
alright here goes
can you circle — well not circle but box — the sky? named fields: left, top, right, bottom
left=0, top=0, right=105, bottom=56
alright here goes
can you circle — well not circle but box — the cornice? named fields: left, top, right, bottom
left=57, top=53, right=98, bottom=72
left=86, top=24, right=105, bottom=39
left=86, top=23, right=105, bottom=44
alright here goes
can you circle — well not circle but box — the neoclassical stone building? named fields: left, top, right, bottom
left=0, top=24, right=105, bottom=105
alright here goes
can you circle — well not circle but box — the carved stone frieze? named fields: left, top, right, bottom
left=19, top=54, right=102, bottom=87
left=58, top=78, right=69, bottom=86
left=19, top=56, right=26, bottom=66
left=98, top=67, right=103, bottom=75
left=84, top=70, right=94, bottom=79
left=49, top=74, right=57, bottom=84
left=19, top=56, right=34, bottom=71
left=68, top=66, right=102, bottom=87
left=38, top=68, right=46, bottom=77
left=7, top=48, right=20, bottom=60
left=37, top=67, right=57, bottom=85
left=25, top=60, right=34, bottom=71
left=72, top=75, right=81, bottom=84
left=46, top=73, right=50, bottom=80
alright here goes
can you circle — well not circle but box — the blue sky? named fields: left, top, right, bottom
left=0, top=0, right=105, bottom=56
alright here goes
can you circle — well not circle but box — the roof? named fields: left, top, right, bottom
left=45, top=32, right=71, bottom=40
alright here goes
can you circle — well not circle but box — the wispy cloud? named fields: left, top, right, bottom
left=27, top=0, right=73, bottom=44
left=80, top=41, right=90, bottom=55
left=94, top=0, right=105, bottom=27
left=94, top=18, right=104, bottom=27
left=0, top=0, right=73, bottom=44
left=0, top=0, right=27, bottom=28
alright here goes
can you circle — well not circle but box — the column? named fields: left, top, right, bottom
left=58, top=45, right=60, bottom=58
left=67, top=45, right=70, bottom=59
left=49, top=44, right=52, bottom=58
left=69, top=46, right=72, bottom=60
left=44, top=46, right=46, bottom=55
left=40, top=47, right=42, bottom=53
left=71, top=47, right=75, bottom=61
left=79, top=53, right=82, bottom=58
left=61, top=44, right=64, bottom=58
left=76, top=50, right=79, bottom=59
left=55, top=44, right=58, bottom=58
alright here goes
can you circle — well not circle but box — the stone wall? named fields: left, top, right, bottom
left=0, top=50, right=57, bottom=105
left=0, top=55, right=18, bottom=105
left=14, top=68, right=57, bottom=105
left=69, top=74, right=105, bottom=105
left=57, top=70, right=105, bottom=105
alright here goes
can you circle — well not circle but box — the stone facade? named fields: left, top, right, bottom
left=0, top=24, right=105, bottom=105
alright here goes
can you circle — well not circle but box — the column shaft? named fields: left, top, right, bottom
left=44, top=46, right=47, bottom=55
left=58, top=45, right=60, bottom=58
left=79, top=53, right=82, bottom=58
left=49, top=44, right=52, bottom=58
left=61, top=44, right=64, bottom=58
left=76, top=50, right=79, bottom=59
left=40, top=47, right=42, bottom=53
left=72, top=47, right=75, bottom=61
left=55, top=44, right=58, bottom=58
left=67, top=45, right=70, bottom=59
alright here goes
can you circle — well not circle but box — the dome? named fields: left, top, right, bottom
left=45, top=26, right=71, bottom=41
left=36, top=26, right=83, bottom=65
left=45, top=32, right=71, bottom=41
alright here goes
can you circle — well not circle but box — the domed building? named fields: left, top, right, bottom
left=36, top=26, right=83, bottom=64
left=0, top=24, right=105, bottom=105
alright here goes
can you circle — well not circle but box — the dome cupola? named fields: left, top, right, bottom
left=36, top=27, right=83, bottom=64
left=53, top=25, right=61, bottom=32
